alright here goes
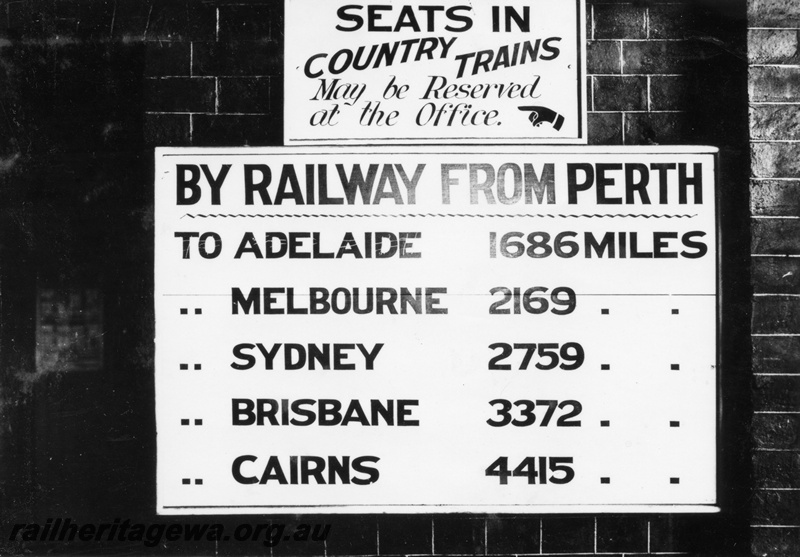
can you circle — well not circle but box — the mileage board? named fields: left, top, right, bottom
left=155, top=146, right=719, bottom=514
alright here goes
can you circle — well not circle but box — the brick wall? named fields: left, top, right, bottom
left=749, top=1, right=800, bottom=556
left=0, top=1, right=759, bottom=556
left=588, top=1, right=695, bottom=145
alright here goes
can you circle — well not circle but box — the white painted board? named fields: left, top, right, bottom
left=155, top=146, right=718, bottom=514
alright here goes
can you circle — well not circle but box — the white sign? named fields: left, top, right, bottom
left=284, top=0, right=586, bottom=145
left=155, top=146, right=718, bottom=514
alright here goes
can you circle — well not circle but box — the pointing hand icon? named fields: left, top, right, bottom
left=518, top=106, right=565, bottom=131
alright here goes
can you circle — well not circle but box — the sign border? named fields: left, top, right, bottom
left=282, top=0, right=588, bottom=145
left=154, top=145, right=721, bottom=515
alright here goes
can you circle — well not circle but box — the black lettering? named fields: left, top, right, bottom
left=232, top=455, right=259, bottom=484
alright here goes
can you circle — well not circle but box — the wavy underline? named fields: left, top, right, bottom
left=182, top=213, right=698, bottom=219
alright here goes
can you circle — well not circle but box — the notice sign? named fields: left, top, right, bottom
left=284, top=0, right=586, bottom=145
left=155, top=146, right=718, bottom=514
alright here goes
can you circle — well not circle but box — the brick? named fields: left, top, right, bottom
left=432, top=518, right=484, bottom=554
left=325, top=517, right=376, bottom=555
left=191, top=114, right=281, bottom=146
left=749, top=0, right=800, bottom=28
left=587, top=40, right=621, bottom=74
left=586, top=3, right=592, bottom=40
left=193, top=41, right=281, bottom=77
left=219, top=538, right=269, bottom=556
left=486, top=517, right=539, bottom=554
left=596, top=516, right=648, bottom=553
left=752, top=258, right=800, bottom=295
left=753, top=375, right=800, bottom=412
left=751, top=180, right=800, bottom=215
left=588, top=112, right=623, bottom=144
left=754, top=451, right=800, bottom=488
left=218, top=78, right=273, bottom=113
left=268, top=520, right=329, bottom=557
left=649, top=516, right=681, bottom=552
left=648, top=4, right=693, bottom=40
left=144, top=77, right=215, bottom=112
left=541, top=517, right=593, bottom=553
left=650, top=75, right=689, bottom=111
left=144, top=42, right=191, bottom=77
left=593, top=4, right=646, bottom=40
left=142, top=0, right=215, bottom=42
left=625, top=112, right=689, bottom=145
left=749, top=29, right=800, bottom=65
left=271, top=84, right=284, bottom=120
left=752, top=490, right=800, bottom=525
left=71, top=1, right=116, bottom=40
left=593, top=75, right=646, bottom=111
left=106, top=0, right=151, bottom=39
left=752, top=143, right=800, bottom=178
left=219, top=5, right=282, bottom=42
left=752, top=219, right=800, bottom=254
left=623, top=40, right=693, bottom=74
left=753, top=375, right=800, bottom=411
left=753, top=414, right=800, bottom=450
left=649, top=515, right=717, bottom=553
left=55, top=0, right=81, bottom=20
left=750, top=66, right=800, bottom=103
left=144, top=113, right=190, bottom=146
left=752, top=527, right=800, bottom=557
left=751, top=105, right=800, bottom=141
left=6, top=0, right=57, bottom=38
left=754, top=336, right=800, bottom=373
left=272, top=525, right=326, bottom=557
left=378, top=517, right=431, bottom=555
